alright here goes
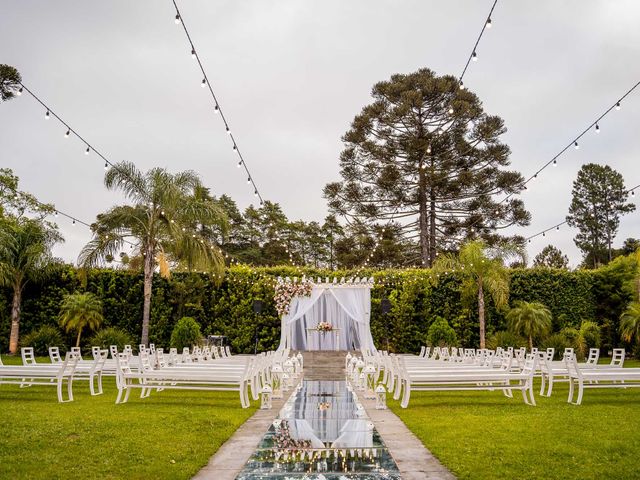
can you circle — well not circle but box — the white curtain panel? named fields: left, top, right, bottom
left=277, top=286, right=376, bottom=352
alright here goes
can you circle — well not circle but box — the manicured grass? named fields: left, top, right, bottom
left=390, top=360, right=640, bottom=480
left=0, top=355, right=256, bottom=480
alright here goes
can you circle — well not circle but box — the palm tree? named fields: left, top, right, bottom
left=0, top=217, right=62, bottom=354
left=433, top=240, right=523, bottom=348
left=79, top=162, right=227, bottom=345
left=58, top=292, right=104, bottom=347
left=620, top=302, right=640, bottom=344
left=506, top=301, right=552, bottom=351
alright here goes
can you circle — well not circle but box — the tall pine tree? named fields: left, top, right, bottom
left=324, top=69, right=529, bottom=267
left=566, top=163, right=635, bottom=268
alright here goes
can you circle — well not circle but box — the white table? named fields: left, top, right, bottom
left=306, top=328, right=341, bottom=351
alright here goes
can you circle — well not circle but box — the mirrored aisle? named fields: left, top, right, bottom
left=236, top=380, right=401, bottom=480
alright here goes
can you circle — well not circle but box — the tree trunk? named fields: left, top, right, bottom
left=141, top=246, right=154, bottom=346
left=76, top=329, right=82, bottom=348
left=428, top=190, right=437, bottom=267
left=529, top=334, right=533, bottom=351
left=478, top=281, right=486, bottom=349
left=8, top=284, right=22, bottom=355
left=418, top=169, right=429, bottom=266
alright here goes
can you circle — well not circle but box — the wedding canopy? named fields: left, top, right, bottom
left=276, top=277, right=377, bottom=352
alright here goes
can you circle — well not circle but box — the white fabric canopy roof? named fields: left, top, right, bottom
left=277, top=282, right=377, bottom=352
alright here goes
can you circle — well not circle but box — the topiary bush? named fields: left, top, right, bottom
left=20, top=325, right=65, bottom=356
left=427, top=317, right=458, bottom=347
left=170, top=317, right=202, bottom=351
left=541, top=333, right=571, bottom=360
left=486, top=330, right=527, bottom=350
left=90, top=327, right=135, bottom=351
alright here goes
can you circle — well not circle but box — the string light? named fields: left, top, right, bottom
left=45, top=110, right=50, bottom=119
left=574, top=141, right=579, bottom=150
left=172, top=0, right=266, bottom=208
left=237, top=161, right=242, bottom=168
left=472, top=51, right=478, bottom=62
left=595, top=123, right=600, bottom=133
left=552, top=159, right=557, bottom=167
left=17, top=87, right=23, bottom=96
left=85, top=146, right=90, bottom=155
left=486, top=17, right=492, bottom=28
left=616, top=101, right=621, bottom=110
left=64, top=129, right=70, bottom=138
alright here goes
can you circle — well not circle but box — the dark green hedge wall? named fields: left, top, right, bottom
left=0, top=265, right=621, bottom=354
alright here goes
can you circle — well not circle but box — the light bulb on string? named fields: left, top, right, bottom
left=574, top=141, right=579, bottom=150
left=632, top=190, right=636, bottom=197
left=85, top=146, right=90, bottom=155
left=552, top=159, right=557, bottom=167
left=232, top=144, right=237, bottom=150
left=459, top=81, right=465, bottom=90
left=595, top=124, right=600, bottom=133
left=191, top=48, right=196, bottom=58
left=472, top=51, right=478, bottom=62
left=54, top=211, right=58, bottom=218
left=104, top=162, right=108, bottom=170
left=226, top=127, right=231, bottom=135
left=254, top=190, right=258, bottom=197
left=175, top=14, right=181, bottom=24
left=616, top=102, right=621, bottom=110
left=486, top=17, right=492, bottom=28
left=45, top=110, right=50, bottom=119
left=214, top=104, right=220, bottom=113
left=556, top=226, right=560, bottom=231
left=72, top=219, right=76, bottom=226
left=17, top=87, right=23, bottom=96
left=237, top=161, right=242, bottom=168
left=64, top=129, right=70, bottom=138
left=201, top=78, right=206, bottom=88
left=247, top=177, right=251, bottom=184
left=448, top=107, right=454, bottom=114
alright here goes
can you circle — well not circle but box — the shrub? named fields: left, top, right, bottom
left=575, top=320, right=601, bottom=358
left=486, top=330, right=527, bottom=350
left=541, top=333, right=570, bottom=360
left=90, top=327, right=135, bottom=351
left=20, top=325, right=65, bottom=356
left=170, top=317, right=202, bottom=351
left=427, top=317, right=458, bottom=347
left=561, top=327, right=580, bottom=348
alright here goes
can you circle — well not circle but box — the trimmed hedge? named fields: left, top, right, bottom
left=0, top=264, right=627, bottom=354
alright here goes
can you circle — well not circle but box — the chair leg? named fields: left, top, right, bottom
left=123, top=385, right=132, bottom=403
left=400, top=380, right=410, bottom=408
left=546, top=376, right=554, bottom=397
left=528, top=382, right=536, bottom=406
left=67, top=377, right=74, bottom=402
left=57, top=378, right=64, bottom=403
left=89, top=374, right=96, bottom=396
left=115, top=386, right=123, bottom=404
left=97, top=373, right=103, bottom=395
left=567, top=379, right=575, bottom=404
left=576, top=380, right=584, bottom=405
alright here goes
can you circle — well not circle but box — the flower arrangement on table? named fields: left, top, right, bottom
left=317, top=401, right=331, bottom=411
left=316, top=321, right=334, bottom=332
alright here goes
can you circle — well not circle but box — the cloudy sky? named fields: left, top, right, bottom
left=1, top=0, right=639, bottom=266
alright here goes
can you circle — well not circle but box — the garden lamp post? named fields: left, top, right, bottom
left=375, top=384, right=387, bottom=410
left=272, top=364, right=283, bottom=399
left=261, top=384, right=273, bottom=410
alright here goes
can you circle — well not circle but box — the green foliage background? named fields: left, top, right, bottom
left=1, top=264, right=630, bottom=354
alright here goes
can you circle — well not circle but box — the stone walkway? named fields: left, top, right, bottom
left=192, top=383, right=297, bottom=480
left=193, top=353, right=456, bottom=479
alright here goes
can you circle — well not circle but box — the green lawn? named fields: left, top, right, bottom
left=0, top=355, right=256, bottom=480
left=390, top=359, right=640, bottom=480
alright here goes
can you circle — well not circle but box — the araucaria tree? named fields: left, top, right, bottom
left=533, top=245, right=569, bottom=269
left=566, top=163, right=635, bottom=268
left=0, top=64, right=22, bottom=101
left=324, top=68, right=530, bottom=267
left=79, top=162, right=227, bottom=345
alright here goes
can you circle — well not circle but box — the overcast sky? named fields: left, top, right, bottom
left=1, top=0, right=639, bottom=267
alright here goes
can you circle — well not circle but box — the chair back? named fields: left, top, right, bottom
left=91, top=346, right=102, bottom=360
left=49, top=346, right=63, bottom=364
left=563, top=348, right=574, bottom=361
left=585, top=348, right=599, bottom=366
left=610, top=349, right=625, bottom=367
left=564, top=353, right=582, bottom=379
left=521, top=353, right=537, bottom=378
left=419, top=346, right=426, bottom=358
left=109, top=345, right=119, bottom=359
left=139, top=351, right=153, bottom=372
left=149, top=343, right=156, bottom=355
left=545, top=348, right=555, bottom=361
left=21, top=347, right=37, bottom=365
left=58, top=351, right=80, bottom=378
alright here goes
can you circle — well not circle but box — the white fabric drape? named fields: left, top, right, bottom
left=277, top=285, right=376, bottom=352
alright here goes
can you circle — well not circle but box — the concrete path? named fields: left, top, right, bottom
left=192, top=384, right=296, bottom=480
left=359, top=394, right=456, bottom=480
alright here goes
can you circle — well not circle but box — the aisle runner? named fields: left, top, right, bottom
left=235, top=380, right=400, bottom=479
